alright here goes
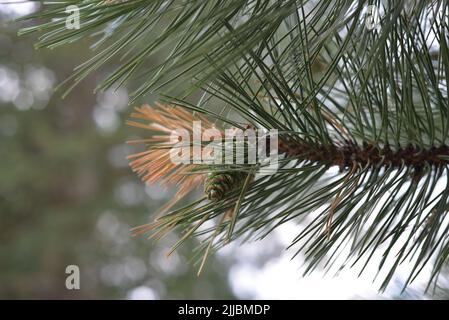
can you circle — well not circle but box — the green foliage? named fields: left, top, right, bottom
left=20, top=0, right=449, bottom=291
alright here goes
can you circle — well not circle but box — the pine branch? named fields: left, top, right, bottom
left=21, top=0, right=449, bottom=291
left=280, top=139, right=449, bottom=176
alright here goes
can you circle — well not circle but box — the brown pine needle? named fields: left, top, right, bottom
left=127, top=104, right=215, bottom=217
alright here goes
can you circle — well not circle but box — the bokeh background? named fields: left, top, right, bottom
left=0, top=1, right=448, bottom=299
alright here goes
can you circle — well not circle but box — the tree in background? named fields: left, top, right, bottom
left=13, top=0, right=449, bottom=294
left=0, top=6, right=236, bottom=299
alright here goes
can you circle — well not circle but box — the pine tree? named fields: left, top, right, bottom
left=19, top=0, right=449, bottom=291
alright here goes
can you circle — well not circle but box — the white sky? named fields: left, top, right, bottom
left=217, top=222, right=434, bottom=299
left=0, top=0, right=37, bottom=17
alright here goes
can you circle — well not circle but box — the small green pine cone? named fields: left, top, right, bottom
left=204, top=171, right=249, bottom=201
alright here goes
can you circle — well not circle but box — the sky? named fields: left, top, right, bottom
left=0, top=0, right=37, bottom=17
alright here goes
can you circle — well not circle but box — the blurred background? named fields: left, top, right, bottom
left=0, top=1, right=448, bottom=299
